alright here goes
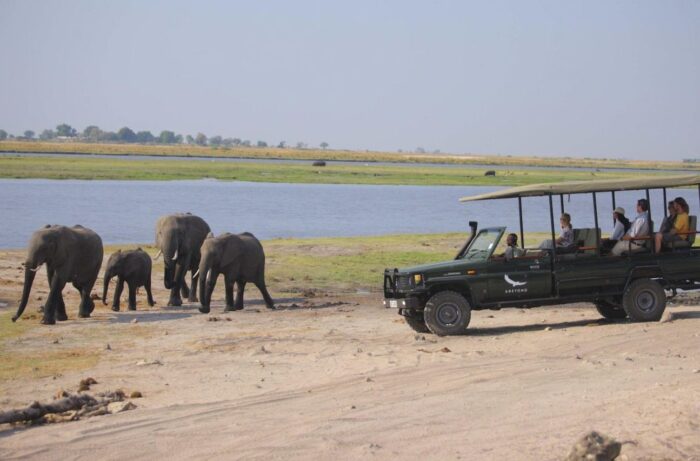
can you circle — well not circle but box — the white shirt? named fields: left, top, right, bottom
left=611, top=220, right=625, bottom=241
left=627, top=211, right=649, bottom=239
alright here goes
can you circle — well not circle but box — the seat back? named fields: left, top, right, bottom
left=689, top=215, right=697, bottom=245
left=572, top=228, right=600, bottom=254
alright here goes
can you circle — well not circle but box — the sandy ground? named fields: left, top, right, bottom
left=0, top=250, right=699, bottom=460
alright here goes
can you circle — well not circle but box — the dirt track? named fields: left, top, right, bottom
left=1, top=252, right=700, bottom=460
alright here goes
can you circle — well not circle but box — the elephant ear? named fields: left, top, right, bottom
left=220, top=237, right=244, bottom=268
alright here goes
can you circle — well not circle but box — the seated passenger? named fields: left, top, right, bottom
left=602, top=207, right=630, bottom=252
left=504, top=233, right=524, bottom=260
left=655, top=197, right=690, bottom=252
left=658, top=201, right=677, bottom=234
left=611, top=199, right=650, bottom=256
left=539, top=213, right=574, bottom=250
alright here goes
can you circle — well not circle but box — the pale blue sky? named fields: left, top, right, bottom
left=1, top=0, right=698, bottom=159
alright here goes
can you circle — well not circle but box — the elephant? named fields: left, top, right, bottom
left=155, top=213, right=211, bottom=307
left=13, top=224, right=103, bottom=325
left=102, top=248, right=155, bottom=311
left=197, top=232, right=275, bottom=313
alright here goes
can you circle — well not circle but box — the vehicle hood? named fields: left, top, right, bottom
left=397, top=259, right=476, bottom=275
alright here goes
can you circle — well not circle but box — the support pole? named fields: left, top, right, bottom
left=518, top=196, right=525, bottom=249
left=663, top=188, right=668, bottom=218
left=612, top=191, right=616, bottom=210
left=593, top=192, right=600, bottom=257
left=646, top=189, right=653, bottom=254
left=560, top=194, right=565, bottom=214
left=549, top=194, right=557, bottom=260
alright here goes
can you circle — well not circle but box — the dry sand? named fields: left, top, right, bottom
left=0, top=249, right=699, bottom=460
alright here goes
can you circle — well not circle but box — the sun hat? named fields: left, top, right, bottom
left=613, top=207, right=625, bottom=215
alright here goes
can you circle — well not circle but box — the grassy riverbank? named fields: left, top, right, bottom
left=0, top=154, right=667, bottom=186
left=1, top=140, right=696, bottom=171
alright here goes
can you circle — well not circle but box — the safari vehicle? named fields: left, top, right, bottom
left=384, top=175, right=700, bottom=335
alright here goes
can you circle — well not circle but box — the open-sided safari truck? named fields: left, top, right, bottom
left=384, top=175, right=700, bottom=336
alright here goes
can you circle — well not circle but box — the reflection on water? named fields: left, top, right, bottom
left=0, top=179, right=696, bottom=249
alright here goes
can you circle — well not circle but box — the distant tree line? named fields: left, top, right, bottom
left=0, top=124, right=331, bottom=150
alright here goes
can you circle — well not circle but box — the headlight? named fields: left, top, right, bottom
left=413, top=274, right=423, bottom=285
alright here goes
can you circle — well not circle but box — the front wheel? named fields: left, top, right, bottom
left=622, top=279, right=666, bottom=321
left=403, top=310, right=430, bottom=333
left=594, top=299, right=627, bottom=320
left=424, top=291, right=471, bottom=336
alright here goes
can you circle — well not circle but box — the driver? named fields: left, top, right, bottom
left=504, top=233, right=524, bottom=260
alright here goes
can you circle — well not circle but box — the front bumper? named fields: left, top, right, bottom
left=383, top=297, right=421, bottom=309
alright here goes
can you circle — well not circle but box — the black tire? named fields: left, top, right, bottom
left=403, top=311, right=430, bottom=333
left=594, top=299, right=627, bottom=320
left=424, top=291, right=471, bottom=336
left=622, top=279, right=666, bottom=321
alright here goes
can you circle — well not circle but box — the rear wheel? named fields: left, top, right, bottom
left=594, top=299, right=627, bottom=320
left=403, top=310, right=430, bottom=333
left=424, top=291, right=471, bottom=336
left=622, top=279, right=666, bottom=321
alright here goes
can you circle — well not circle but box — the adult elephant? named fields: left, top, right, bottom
left=198, top=232, right=275, bottom=313
left=155, top=213, right=211, bottom=307
left=13, top=225, right=103, bottom=325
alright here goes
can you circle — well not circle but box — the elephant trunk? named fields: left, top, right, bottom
left=198, top=261, right=211, bottom=311
left=102, top=271, right=112, bottom=305
left=14, top=267, right=37, bottom=322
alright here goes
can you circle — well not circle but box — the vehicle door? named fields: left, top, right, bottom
left=483, top=252, right=553, bottom=303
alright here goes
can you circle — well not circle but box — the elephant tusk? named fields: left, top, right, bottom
left=29, top=265, right=42, bottom=272
left=154, top=249, right=162, bottom=260
left=172, top=249, right=178, bottom=261
left=192, top=270, right=200, bottom=279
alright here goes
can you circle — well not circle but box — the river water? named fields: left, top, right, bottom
left=0, top=179, right=697, bottom=249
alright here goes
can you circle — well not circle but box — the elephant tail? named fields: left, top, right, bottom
left=13, top=267, right=37, bottom=322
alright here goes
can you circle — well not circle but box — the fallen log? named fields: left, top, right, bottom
left=0, top=390, right=127, bottom=425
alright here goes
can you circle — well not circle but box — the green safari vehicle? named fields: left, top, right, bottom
left=383, top=175, right=700, bottom=335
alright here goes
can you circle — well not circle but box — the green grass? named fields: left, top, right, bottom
left=2, top=140, right=696, bottom=171
left=0, top=154, right=673, bottom=186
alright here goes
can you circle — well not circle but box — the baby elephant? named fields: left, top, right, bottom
left=198, top=232, right=275, bottom=313
left=102, top=248, right=155, bottom=311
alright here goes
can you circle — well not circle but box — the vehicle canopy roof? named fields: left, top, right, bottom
left=459, top=174, right=700, bottom=202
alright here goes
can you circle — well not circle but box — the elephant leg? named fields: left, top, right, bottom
left=127, top=281, right=137, bottom=311
left=255, top=280, right=275, bottom=310
left=42, top=276, right=66, bottom=325
left=205, top=269, right=219, bottom=310
left=188, top=269, right=198, bottom=303
left=145, top=276, right=155, bottom=307
left=232, top=280, right=246, bottom=311
left=112, top=277, right=125, bottom=312
left=180, top=279, right=190, bottom=299
left=56, top=292, right=68, bottom=321
left=223, top=275, right=235, bottom=311
left=78, top=281, right=96, bottom=318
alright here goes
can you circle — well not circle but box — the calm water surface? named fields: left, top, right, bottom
left=0, top=179, right=696, bottom=249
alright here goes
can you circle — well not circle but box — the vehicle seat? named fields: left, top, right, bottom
left=573, top=228, right=600, bottom=254
left=668, top=215, right=696, bottom=249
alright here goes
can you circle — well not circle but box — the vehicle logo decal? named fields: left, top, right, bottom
left=504, top=274, right=527, bottom=287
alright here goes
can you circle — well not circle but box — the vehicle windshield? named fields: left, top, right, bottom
left=461, top=228, right=503, bottom=261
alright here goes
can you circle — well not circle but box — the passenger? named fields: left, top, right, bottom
left=504, top=233, right=525, bottom=260
left=601, top=207, right=630, bottom=253
left=655, top=197, right=690, bottom=252
left=611, top=199, right=650, bottom=256
left=658, top=201, right=677, bottom=234
left=539, top=213, right=574, bottom=250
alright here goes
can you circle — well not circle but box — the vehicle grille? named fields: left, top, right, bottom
left=396, top=275, right=411, bottom=291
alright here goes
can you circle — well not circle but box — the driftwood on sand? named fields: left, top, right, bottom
left=0, top=390, right=130, bottom=425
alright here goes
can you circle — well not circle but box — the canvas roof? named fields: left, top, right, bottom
left=459, top=174, right=700, bottom=202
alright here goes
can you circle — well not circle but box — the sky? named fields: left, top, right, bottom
left=0, top=0, right=698, bottom=160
